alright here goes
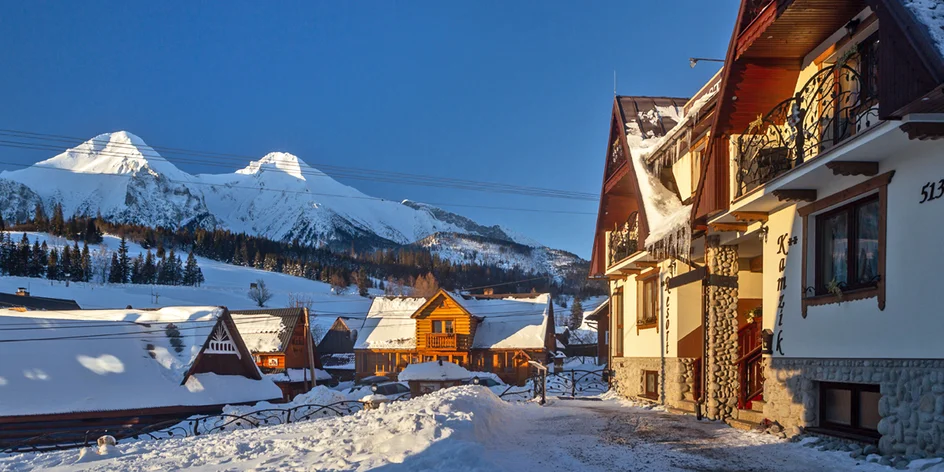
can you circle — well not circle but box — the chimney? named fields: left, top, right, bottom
left=15, top=288, right=29, bottom=297
left=483, top=288, right=494, bottom=296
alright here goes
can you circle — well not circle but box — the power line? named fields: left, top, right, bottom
left=0, top=159, right=596, bottom=216
left=0, top=130, right=599, bottom=201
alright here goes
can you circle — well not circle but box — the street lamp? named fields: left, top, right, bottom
left=689, top=57, right=725, bottom=68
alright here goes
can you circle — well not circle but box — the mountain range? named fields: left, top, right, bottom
left=0, top=131, right=585, bottom=280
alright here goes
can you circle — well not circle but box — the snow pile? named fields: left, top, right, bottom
left=905, top=0, right=944, bottom=60
left=221, top=385, right=351, bottom=418
left=1, top=386, right=512, bottom=471
left=398, top=361, right=472, bottom=381
left=264, top=368, right=333, bottom=383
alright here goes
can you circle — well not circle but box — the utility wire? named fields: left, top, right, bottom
left=0, top=130, right=599, bottom=201
left=0, top=159, right=596, bottom=216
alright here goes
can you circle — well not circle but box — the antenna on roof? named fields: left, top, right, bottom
left=613, top=70, right=617, bottom=96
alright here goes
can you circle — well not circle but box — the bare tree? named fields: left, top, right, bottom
left=329, top=273, right=346, bottom=295
left=412, top=272, right=439, bottom=298
left=248, top=279, right=273, bottom=307
left=288, top=292, right=314, bottom=311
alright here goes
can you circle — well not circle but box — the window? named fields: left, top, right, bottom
left=643, top=370, right=659, bottom=400
left=432, top=320, right=454, bottom=334
left=638, top=275, right=659, bottom=327
left=799, top=172, right=891, bottom=315
left=818, top=382, right=881, bottom=438
left=267, top=357, right=280, bottom=367
left=815, top=195, right=880, bottom=295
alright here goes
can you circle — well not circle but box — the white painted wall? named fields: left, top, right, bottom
left=768, top=137, right=944, bottom=359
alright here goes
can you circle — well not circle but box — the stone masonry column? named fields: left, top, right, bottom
left=705, top=236, right=740, bottom=420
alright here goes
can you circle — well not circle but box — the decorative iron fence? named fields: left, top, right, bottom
left=545, top=369, right=610, bottom=399
left=0, top=400, right=375, bottom=454
left=608, top=211, right=639, bottom=267
left=734, top=58, right=880, bottom=197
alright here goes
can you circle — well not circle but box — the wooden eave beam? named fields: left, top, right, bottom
left=772, top=189, right=817, bottom=202
left=825, top=161, right=880, bottom=177
left=710, top=222, right=749, bottom=233
left=731, top=211, right=768, bottom=223
left=633, top=261, right=659, bottom=268
left=900, top=122, right=944, bottom=141
left=619, top=269, right=642, bottom=275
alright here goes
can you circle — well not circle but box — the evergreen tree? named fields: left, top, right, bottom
left=84, top=218, right=103, bottom=244
left=107, top=253, right=123, bottom=284
left=70, top=241, right=82, bottom=282
left=156, top=241, right=165, bottom=259
left=183, top=251, right=203, bottom=286
left=116, top=237, right=131, bottom=283
left=47, top=248, right=60, bottom=280
left=28, top=241, right=45, bottom=277
left=49, top=203, right=65, bottom=236
left=81, top=242, right=91, bottom=282
left=168, top=249, right=183, bottom=285
left=33, top=203, right=47, bottom=231
left=568, top=297, right=584, bottom=331
left=130, top=253, right=144, bottom=284
left=60, top=244, right=73, bottom=280
left=0, top=213, right=5, bottom=233
left=253, top=251, right=264, bottom=269
left=143, top=250, right=156, bottom=284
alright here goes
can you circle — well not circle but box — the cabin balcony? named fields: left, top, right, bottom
left=427, top=333, right=460, bottom=350
left=733, top=52, right=880, bottom=199
left=606, top=211, right=639, bottom=269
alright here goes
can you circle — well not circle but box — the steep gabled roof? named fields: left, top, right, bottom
left=354, top=297, right=426, bottom=350
left=230, top=308, right=305, bottom=354
left=0, top=306, right=280, bottom=418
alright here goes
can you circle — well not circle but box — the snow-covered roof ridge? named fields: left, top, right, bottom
left=903, top=0, right=944, bottom=60
left=0, top=306, right=281, bottom=417
left=230, top=308, right=305, bottom=354
left=354, top=296, right=428, bottom=350
left=398, top=360, right=472, bottom=381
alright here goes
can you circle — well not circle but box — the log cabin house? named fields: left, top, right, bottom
left=316, top=317, right=362, bottom=381
left=595, top=0, right=944, bottom=455
left=354, top=289, right=555, bottom=385
left=230, top=308, right=327, bottom=401
left=0, top=306, right=281, bottom=449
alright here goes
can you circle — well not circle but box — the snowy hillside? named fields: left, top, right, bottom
left=0, top=131, right=585, bottom=277
left=0, top=232, right=372, bottom=339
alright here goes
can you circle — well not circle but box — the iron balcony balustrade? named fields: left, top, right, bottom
left=734, top=54, right=879, bottom=198
left=607, top=211, right=639, bottom=268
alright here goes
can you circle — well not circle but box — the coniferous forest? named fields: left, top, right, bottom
left=0, top=207, right=603, bottom=298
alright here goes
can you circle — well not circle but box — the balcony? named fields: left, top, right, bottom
left=607, top=211, right=639, bottom=268
left=427, top=333, right=458, bottom=350
left=734, top=53, right=880, bottom=198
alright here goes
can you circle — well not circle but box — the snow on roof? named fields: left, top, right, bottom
left=904, top=0, right=944, bottom=60
left=464, top=294, right=551, bottom=350
left=621, top=88, right=718, bottom=254
left=353, top=297, right=427, bottom=350
left=0, top=307, right=281, bottom=417
left=230, top=309, right=302, bottom=353
left=398, top=361, right=471, bottom=382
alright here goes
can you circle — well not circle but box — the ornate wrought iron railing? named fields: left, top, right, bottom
left=608, top=211, right=639, bottom=267
left=545, top=369, right=610, bottom=398
left=734, top=59, right=880, bottom=197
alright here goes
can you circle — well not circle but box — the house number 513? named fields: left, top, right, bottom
left=919, top=179, right=944, bottom=204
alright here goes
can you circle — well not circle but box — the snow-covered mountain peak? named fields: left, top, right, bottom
left=236, top=152, right=312, bottom=180
left=30, top=130, right=188, bottom=180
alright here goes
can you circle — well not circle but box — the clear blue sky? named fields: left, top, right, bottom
left=0, top=1, right=735, bottom=258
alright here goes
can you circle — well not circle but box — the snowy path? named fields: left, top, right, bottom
left=0, top=389, right=896, bottom=471
left=486, top=399, right=886, bottom=472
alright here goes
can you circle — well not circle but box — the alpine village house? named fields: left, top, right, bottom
left=354, top=289, right=555, bottom=385
left=230, top=308, right=326, bottom=402
left=592, top=0, right=944, bottom=456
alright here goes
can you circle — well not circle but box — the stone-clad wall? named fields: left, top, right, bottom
left=763, top=358, right=944, bottom=457
left=705, top=240, right=739, bottom=420
left=611, top=356, right=696, bottom=409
